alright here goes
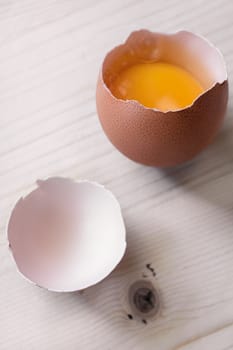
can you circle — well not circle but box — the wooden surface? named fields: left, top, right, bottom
left=1, top=0, right=233, bottom=349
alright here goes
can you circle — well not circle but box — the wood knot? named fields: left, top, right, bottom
left=128, top=280, right=160, bottom=320
left=133, top=287, right=155, bottom=313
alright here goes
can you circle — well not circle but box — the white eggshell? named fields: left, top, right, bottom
left=8, top=177, right=126, bottom=292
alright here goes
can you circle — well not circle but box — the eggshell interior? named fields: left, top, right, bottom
left=8, top=178, right=126, bottom=292
left=103, top=30, right=227, bottom=105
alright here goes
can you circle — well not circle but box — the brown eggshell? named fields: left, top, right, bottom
left=96, top=30, right=228, bottom=167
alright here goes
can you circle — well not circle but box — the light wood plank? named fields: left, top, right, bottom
left=0, top=0, right=233, bottom=349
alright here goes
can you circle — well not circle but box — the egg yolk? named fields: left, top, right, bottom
left=110, top=62, right=204, bottom=111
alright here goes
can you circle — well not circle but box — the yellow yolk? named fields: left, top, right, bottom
left=110, top=62, right=204, bottom=111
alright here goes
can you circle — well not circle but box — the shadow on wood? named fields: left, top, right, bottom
left=160, top=107, right=233, bottom=211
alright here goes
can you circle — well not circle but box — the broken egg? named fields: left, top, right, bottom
left=8, top=177, right=126, bottom=292
left=96, top=30, right=228, bottom=167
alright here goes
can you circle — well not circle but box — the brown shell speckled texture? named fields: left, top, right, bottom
left=96, top=30, right=228, bottom=167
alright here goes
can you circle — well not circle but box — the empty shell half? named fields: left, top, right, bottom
left=8, top=177, right=126, bottom=292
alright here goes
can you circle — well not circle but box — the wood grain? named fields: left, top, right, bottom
left=0, top=0, right=233, bottom=349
